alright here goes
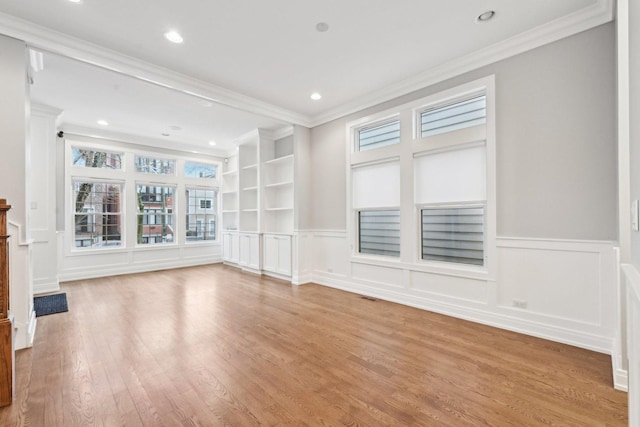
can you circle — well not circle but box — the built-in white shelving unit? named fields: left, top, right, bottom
left=222, top=127, right=303, bottom=280
left=221, top=155, right=239, bottom=231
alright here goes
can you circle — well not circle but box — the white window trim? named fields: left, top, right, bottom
left=346, top=75, right=496, bottom=280
left=64, top=137, right=223, bottom=257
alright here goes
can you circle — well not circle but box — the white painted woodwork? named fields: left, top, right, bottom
left=263, top=234, right=292, bottom=277
left=310, top=230, right=618, bottom=355
left=30, top=105, right=63, bottom=295
left=238, top=233, right=261, bottom=272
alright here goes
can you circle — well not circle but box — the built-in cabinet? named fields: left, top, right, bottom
left=221, top=128, right=296, bottom=280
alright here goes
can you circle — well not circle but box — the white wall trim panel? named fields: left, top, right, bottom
left=622, top=263, right=640, bottom=421
left=310, top=230, right=619, bottom=356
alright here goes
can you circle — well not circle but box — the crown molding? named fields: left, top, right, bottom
left=0, top=0, right=613, bottom=130
left=308, top=0, right=614, bottom=127
left=0, top=12, right=312, bottom=128
left=62, top=124, right=228, bottom=158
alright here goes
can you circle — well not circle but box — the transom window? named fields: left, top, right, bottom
left=72, top=147, right=122, bottom=170
left=356, top=119, right=400, bottom=152
left=185, top=161, right=217, bottom=179
left=135, top=155, right=176, bottom=175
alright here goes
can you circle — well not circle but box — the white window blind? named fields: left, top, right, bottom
left=414, top=145, right=486, bottom=204
left=359, top=210, right=400, bottom=257
left=420, top=95, right=486, bottom=138
left=421, top=207, right=484, bottom=266
left=352, top=161, right=400, bottom=209
left=357, top=120, right=400, bottom=151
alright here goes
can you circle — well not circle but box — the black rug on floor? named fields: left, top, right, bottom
left=34, top=293, right=68, bottom=317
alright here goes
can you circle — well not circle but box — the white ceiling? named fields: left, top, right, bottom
left=0, top=0, right=610, bottom=153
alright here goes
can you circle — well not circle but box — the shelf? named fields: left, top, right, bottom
left=242, top=186, right=258, bottom=191
left=222, top=210, right=238, bottom=213
left=242, top=208, right=258, bottom=212
left=264, top=181, right=293, bottom=188
left=222, top=190, right=238, bottom=195
left=241, top=164, right=258, bottom=170
left=263, top=154, right=293, bottom=166
left=264, top=207, right=293, bottom=211
left=222, top=170, right=238, bottom=176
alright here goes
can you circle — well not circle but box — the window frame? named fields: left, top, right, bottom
left=356, top=208, right=402, bottom=258
left=64, top=137, right=222, bottom=256
left=346, top=75, right=496, bottom=279
left=135, top=183, right=177, bottom=246
left=70, top=178, right=125, bottom=251
left=185, top=186, right=219, bottom=243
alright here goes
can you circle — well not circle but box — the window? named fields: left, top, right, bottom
left=73, top=181, right=122, bottom=248
left=357, top=119, right=400, bottom=152
left=421, top=206, right=484, bottom=266
left=359, top=210, right=400, bottom=257
left=185, top=161, right=217, bottom=179
left=186, top=188, right=217, bottom=241
left=136, top=185, right=175, bottom=244
left=135, top=156, right=176, bottom=175
left=348, top=76, right=494, bottom=273
left=72, top=147, right=122, bottom=169
left=420, top=95, right=486, bottom=138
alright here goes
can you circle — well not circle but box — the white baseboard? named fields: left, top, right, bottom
left=33, top=278, right=60, bottom=295
left=58, top=257, right=222, bottom=282
left=312, top=271, right=613, bottom=354
left=27, top=308, right=37, bottom=348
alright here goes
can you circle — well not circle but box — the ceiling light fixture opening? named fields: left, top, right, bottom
left=476, top=11, right=496, bottom=23
left=97, top=120, right=109, bottom=126
left=161, top=133, right=170, bottom=137
left=68, top=0, right=82, bottom=3
left=209, top=141, right=217, bottom=146
left=310, top=92, right=322, bottom=101
left=164, top=30, right=184, bottom=44
left=315, top=22, right=329, bottom=33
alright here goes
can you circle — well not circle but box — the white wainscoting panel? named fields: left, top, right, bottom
left=622, top=264, right=640, bottom=423
left=58, top=233, right=222, bottom=281
left=310, top=230, right=619, bottom=356
left=410, top=270, right=489, bottom=304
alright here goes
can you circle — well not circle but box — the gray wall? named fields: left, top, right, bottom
left=0, top=35, right=30, bottom=239
left=310, top=23, right=617, bottom=241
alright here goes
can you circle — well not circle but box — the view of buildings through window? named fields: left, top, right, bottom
left=71, top=147, right=218, bottom=248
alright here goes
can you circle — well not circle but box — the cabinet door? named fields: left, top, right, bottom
left=248, top=234, right=261, bottom=270
left=223, top=232, right=238, bottom=263
left=239, top=234, right=251, bottom=266
left=230, top=233, right=240, bottom=264
left=262, top=235, right=278, bottom=273
left=276, top=236, right=292, bottom=276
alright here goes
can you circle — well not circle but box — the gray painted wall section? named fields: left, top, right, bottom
left=0, top=35, right=29, bottom=239
left=310, top=23, right=616, bottom=241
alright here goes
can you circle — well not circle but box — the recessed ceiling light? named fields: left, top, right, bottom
left=315, top=22, right=330, bottom=33
left=164, top=30, right=184, bottom=44
left=97, top=120, right=109, bottom=126
left=209, top=141, right=217, bottom=146
left=68, top=0, right=82, bottom=3
left=200, top=101, right=213, bottom=108
left=476, top=11, right=496, bottom=23
left=191, top=151, right=198, bottom=154
left=161, top=133, right=170, bottom=137
left=310, top=92, right=322, bottom=101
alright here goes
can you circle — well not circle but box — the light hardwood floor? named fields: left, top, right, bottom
left=0, top=264, right=628, bottom=426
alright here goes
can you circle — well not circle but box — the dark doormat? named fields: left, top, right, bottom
left=34, top=293, right=68, bottom=317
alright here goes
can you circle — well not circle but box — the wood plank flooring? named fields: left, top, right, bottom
left=0, top=264, right=628, bottom=426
